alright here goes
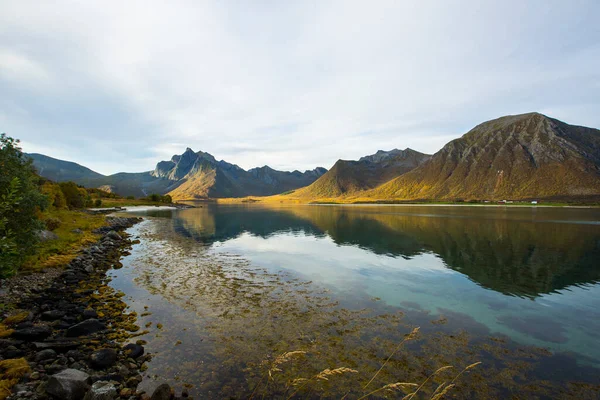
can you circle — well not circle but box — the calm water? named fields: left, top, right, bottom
left=112, top=204, right=600, bottom=398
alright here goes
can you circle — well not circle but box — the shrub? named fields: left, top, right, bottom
left=44, top=218, right=61, bottom=231
left=59, top=182, right=87, bottom=209
left=0, top=134, right=48, bottom=276
left=126, top=195, right=135, bottom=200
left=94, top=199, right=102, bottom=207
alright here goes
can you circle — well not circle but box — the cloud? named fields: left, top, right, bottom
left=1, top=0, right=599, bottom=175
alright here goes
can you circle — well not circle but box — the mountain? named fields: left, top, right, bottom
left=365, top=113, right=600, bottom=201
left=27, top=153, right=104, bottom=183
left=159, top=148, right=327, bottom=199
left=289, top=148, right=431, bottom=198
left=28, top=149, right=326, bottom=199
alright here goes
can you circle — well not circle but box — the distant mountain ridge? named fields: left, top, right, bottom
left=151, top=148, right=327, bottom=199
left=290, top=148, right=431, bottom=198
left=27, top=150, right=326, bottom=198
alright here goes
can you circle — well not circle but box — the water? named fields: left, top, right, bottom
left=110, top=204, right=600, bottom=398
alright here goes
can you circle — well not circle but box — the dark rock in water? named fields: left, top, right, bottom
left=42, top=310, right=66, bottom=321
left=46, top=369, right=90, bottom=400
left=12, top=324, right=52, bottom=341
left=82, top=309, right=98, bottom=319
left=150, top=383, right=172, bottom=400
left=37, top=230, right=59, bottom=242
left=90, top=348, right=117, bottom=369
left=106, top=231, right=122, bottom=241
left=83, top=380, right=117, bottom=400
left=66, top=319, right=106, bottom=337
left=35, top=348, right=57, bottom=362
left=123, top=343, right=144, bottom=359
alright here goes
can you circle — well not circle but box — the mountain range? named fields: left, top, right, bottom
left=28, top=112, right=600, bottom=202
left=27, top=150, right=326, bottom=198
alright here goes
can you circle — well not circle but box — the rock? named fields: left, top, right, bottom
left=90, top=348, right=117, bottom=369
left=123, top=343, right=144, bottom=359
left=46, top=369, right=90, bottom=400
left=71, top=228, right=83, bottom=234
left=1, top=345, right=24, bottom=358
left=83, top=309, right=98, bottom=319
left=35, top=349, right=57, bottom=362
left=12, top=324, right=52, bottom=341
left=66, top=319, right=106, bottom=337
left=106, top=231, right=122, bottom=241
left=150, top=383, right=172, bottom=400
left=37, top=230, right=59, bottom=242
left=83, top=381, right=117, bottom=400
left=34, top=340, right=81, bottom=351
left=41, top=310, right=66, bottom=321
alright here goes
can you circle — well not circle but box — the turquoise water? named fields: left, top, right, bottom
left=113, top=204, right=600, bottom=398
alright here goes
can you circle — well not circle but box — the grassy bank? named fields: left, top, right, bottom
left=21, top=209, right=106, bottom=273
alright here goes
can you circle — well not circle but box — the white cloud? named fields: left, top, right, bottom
left=1, top=0, right=599, bottom=174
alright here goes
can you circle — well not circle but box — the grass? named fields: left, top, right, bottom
left=22, top=208, right=106, bottom=272
left=0, top=358, right=30, bottom=400
left=248, top=326, right=481, bottom=399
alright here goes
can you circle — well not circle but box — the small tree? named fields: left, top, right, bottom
left=59, top=181, right=87, bottom=209
left=94, top=199, right=102, bottom=207
left=0, top=134, right=48, bottom=276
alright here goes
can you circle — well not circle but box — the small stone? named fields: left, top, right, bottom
left=35, top=349, right=57, bottom=362
left=41, top=310, right=66, bottom=321
left=83, top=309, right=98, bottom=319
left=46, top=369, right=90, bottom=400
left=66, top=319, right=106, bottom=337
left=83, top=380, right=117, bottom=400
left=122, top=343, right=144, bottom=359
left=150, top=383, right=172, bottom=400
left=106, top=231, right=122, bottom=241
left=119, top=388, right=133, bottom=397
left=90, top=348, right=118, bottom=369
left=12, top=325, right=52, bottom=341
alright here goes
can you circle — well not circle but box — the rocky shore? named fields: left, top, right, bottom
left=0, top=216, right=187, bottom=400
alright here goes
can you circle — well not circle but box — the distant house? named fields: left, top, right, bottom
left=531, top=200, right=538, bottom=205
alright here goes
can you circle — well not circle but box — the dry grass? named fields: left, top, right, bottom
left=0, top=358, right=31, bottom=400
left=22, top=209, right=105, bottom=272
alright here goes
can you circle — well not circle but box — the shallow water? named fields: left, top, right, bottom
left=110, top=204, right=600, bottom=398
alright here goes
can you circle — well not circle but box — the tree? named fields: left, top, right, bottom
left=59, top=181, right=87, bottom=209
left=0, top=134, right=48, bottom=276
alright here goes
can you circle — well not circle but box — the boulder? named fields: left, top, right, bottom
left=41, top=310, right=66, bottom=321
left=90, top=348, right=117, bottom=369
left=46, top=369, right=90, bottom=400
left=66, top=319, right=106, bottom=337
left=83, top=309, right=99, bottom=319
left=123, top=343, right=144, bottom=359
left=12, top=325, right=52, bottom=341
left=150, top=383, right=172, bottom=400
left=106, top=231, right=122, bottom=241
left=83, top=381, right=117, bottom=400
left=37, top=230, right=59, bottom=242
left=35, top=348, right=57, bottom=362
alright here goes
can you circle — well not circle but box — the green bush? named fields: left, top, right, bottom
left=126, top=195, right=135, bottom=200
left=94, top=199, right=102, bottom=207
left=0, top=134, right=48, bottom=276
left=44, top=217, right=62, bottom=231
left=59, top=181, right=87, bottom=209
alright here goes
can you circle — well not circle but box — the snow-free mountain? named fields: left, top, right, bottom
left=27, top=149, right=326, bottom=198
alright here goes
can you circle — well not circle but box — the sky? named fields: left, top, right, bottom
left=1, top=1, right=599, bottom=175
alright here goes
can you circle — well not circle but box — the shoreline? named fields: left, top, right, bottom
left=0, top=216, right=182, bottom=400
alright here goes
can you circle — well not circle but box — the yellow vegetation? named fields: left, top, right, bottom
left=0, top=358, right=31, bottom=400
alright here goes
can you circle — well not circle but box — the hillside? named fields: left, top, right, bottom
left=291, top=148, right=430, bottom=198
left=26, top=153, right=104, bottom=184
left=364, top=113, right=600, bottom=201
